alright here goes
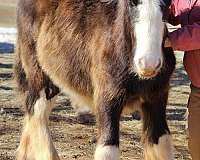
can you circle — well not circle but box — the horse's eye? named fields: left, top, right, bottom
left=130, top=0, right=140, bottom=6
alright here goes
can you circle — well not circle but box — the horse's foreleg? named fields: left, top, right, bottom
left=94, top=90, right=125, bottom=160
left=142, top=93, right=174, bottom=160
left=16, top=90, right=59, bottom=160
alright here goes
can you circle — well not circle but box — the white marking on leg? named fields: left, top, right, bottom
left=17, top=90, right=59, bottom=160
left=144, top=134, right=174, bottom=160
left=94, top=145, right=120, bottom=160
left=156, top=134, right=174, bottom=160
left=34, top=90, right=55, bottom=119
left=31, top=90, right=59, bottom=160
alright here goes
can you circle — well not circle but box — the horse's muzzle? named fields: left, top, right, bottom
left=134, top=57, right=162, bottom=79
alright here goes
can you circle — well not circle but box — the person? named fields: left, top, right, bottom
left=165, top=0, right=200, bottom=159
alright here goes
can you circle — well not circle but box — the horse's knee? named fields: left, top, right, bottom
left=31, top=89, right=55, bottom=118
left=25, top=78, right=59, bottom=115
left=25, top=89, right=40, bottom=114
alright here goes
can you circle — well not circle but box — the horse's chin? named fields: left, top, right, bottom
left=136, top=70, right=159, bottom=80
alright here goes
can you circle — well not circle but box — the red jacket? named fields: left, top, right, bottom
left=168, top=0, right=200, bottom=88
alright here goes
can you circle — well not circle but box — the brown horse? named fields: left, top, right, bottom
left=15, top=0, right=175, bottom=159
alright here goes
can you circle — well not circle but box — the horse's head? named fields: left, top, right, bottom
left=130, top=0, right=171, bottom=79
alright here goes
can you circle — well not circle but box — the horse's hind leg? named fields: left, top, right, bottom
left=16, top=88, right=60, bottom=160
left=142, top=92, right=174, bottom=160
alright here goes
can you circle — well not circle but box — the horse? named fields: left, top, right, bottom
left=15, top=0, right=175, bottom=159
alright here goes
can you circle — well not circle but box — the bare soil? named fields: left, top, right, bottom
left=0, top=52, right=192, bottom=160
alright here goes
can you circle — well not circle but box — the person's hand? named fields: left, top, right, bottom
left=164, top=37, right=172, bottom=48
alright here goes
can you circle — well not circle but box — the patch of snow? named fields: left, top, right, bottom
left=0, top=27, right=17, bottom=34
left=0, top=27, right=17, bottom=44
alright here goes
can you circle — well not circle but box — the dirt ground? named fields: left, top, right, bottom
left=0, top=51, right=192, bottom=160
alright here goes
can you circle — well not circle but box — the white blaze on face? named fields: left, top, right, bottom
left=134, top=0, right=164, bottom=76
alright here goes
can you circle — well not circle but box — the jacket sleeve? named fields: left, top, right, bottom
left=167, top=1, right=180, bottom=26
left=168, top=22, right=200, bottom=51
